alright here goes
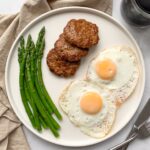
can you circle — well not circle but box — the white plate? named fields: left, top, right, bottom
left=5, top=7, right=145, bottom=147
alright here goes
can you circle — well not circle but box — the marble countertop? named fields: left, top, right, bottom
left=0, top=0, right=150, bottom=149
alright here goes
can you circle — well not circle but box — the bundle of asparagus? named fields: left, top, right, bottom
left=18, top=27, right=62, bottom=137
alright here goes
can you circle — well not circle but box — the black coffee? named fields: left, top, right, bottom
left=121, top=0, right=150, bottom=26
left=136, top=0, right=150, bottom=14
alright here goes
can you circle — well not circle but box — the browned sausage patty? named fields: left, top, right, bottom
left=54, top=34, right=88, bottom=62
left=47, top=49, right=80, bottom=77
left=64, top=19, right=99, bottom=48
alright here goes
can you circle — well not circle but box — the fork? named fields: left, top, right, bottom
left=109, top=120, right=150, bottom=150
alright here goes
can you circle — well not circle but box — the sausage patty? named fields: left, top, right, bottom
left=64, top=19, right=99, bottom=48
left=47, top=49, right=80, bottom=77
left=55, top=34, right=88, bottom=62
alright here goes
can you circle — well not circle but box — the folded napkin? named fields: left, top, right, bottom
left=0, top=0, right=112, bottom=149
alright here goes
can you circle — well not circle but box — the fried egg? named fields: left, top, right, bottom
left=59, top=80, right=117, bottom=138
left=86, top=46, right=139, bottom=105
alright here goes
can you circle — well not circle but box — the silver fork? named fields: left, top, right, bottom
left=109, top=120, right=150, bottom=150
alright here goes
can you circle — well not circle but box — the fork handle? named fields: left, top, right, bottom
left=109, top=133, right=138, bottom=150
left=120, top=128, right=135, bottom=150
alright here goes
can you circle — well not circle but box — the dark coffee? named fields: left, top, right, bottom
left=136, top=0, right=150, bottom=14
left=121, top=0, right=150, bottom=26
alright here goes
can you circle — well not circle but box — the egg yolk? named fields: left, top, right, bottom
left=80, top=92, right=103, bottom=114
left=95, top=59, right=117, bottom=80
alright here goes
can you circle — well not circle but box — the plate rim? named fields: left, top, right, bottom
left=5, top=6, right=145, bottom=147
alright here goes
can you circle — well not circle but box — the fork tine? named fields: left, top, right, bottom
left=143, top=123, right=150, bottom=134
left=147, top=125, right=150, bottom=132
left=146, top=122, right=150, bottom=128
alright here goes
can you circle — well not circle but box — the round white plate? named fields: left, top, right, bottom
left=5, top=7, right=145, bottom=147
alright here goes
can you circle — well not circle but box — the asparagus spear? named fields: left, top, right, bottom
left=28, top=39, right=50, bottom=129
left=30, top=40, right=53, bottom=114
left=18, top=28, right=61, bottom=137
left=25, top=43, right=60, bottom=137
left=30, top=38, right=54, bottom=123
left=39, top=116, right=48, bottom=129
left=35, top=27, right=62, bottom=120
left=24, top=79, right=42, bottom=131
left=18, top=36, right=35, bottom=128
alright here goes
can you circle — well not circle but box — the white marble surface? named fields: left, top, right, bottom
left=0, top=0, right=150, bottom=149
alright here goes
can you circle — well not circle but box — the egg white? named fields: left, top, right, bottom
left=59, top=80, right=117, bottom=138
left=87, top=46, right=139, bottom=104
